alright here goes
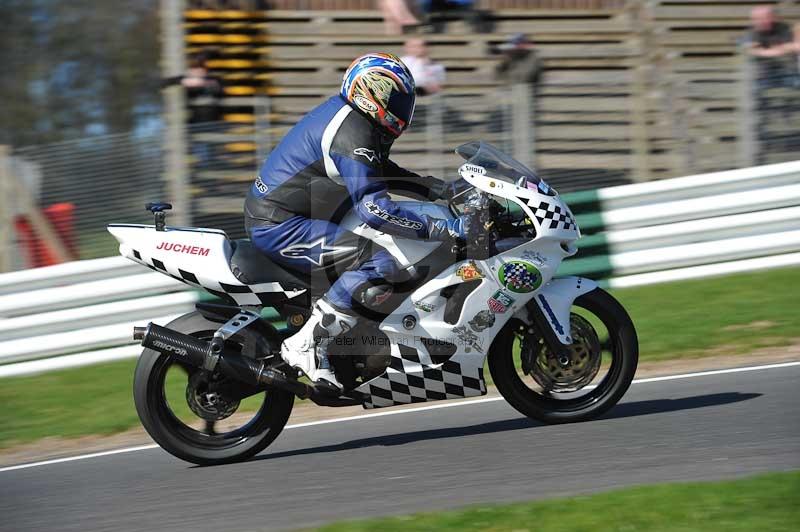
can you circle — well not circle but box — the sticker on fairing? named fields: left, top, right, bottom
left=413, top=300, right=435, bottom=312
left=521, top=250, right=547, bottom=266
left=456, top=261, right=484, bottom=281
left=498, top=261, right=542, bottom=293
left=452, top=325, right=483, bottom=353
left=468, top=310, right=496, bottom=332
left=462, top=164, right=486, bottom=175
left=156, top=242, right=210, bottom=256
left=488, top=289, right=515, bottom=313
left=537, top=294, right=564, bottom=335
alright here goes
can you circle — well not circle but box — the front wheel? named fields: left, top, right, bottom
left=489, top=287, right=638, bottom=424
left=133, top=312, right=294, bottom=465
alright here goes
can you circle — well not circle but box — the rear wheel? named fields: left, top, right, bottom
left=133, top=312, right=294, bottom=465
left=489, top=288, right=638, bottom=424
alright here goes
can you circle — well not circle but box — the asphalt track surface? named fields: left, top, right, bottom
left=2, top=363, right=799, bottom=532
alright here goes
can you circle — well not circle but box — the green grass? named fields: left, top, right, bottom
left=0, top=267, right=798, bottom=449
left=0, top=358, right=264, bottom=448
left=0, top=359, right=141, bottom=443
left=311, top=471, right=800, bottom=532
left=614, top=267, right=800, bottom=361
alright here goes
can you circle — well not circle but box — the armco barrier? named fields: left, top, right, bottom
left=0, top=256, right=137, bottom=295
left=564, top=159, right=800, bottom=212
left=0, top=313, right=183, bottom=364
left=1, top=160, right=798, bottom=377
left=0, top=292, right=199, bottom=340
left=0, top=272, right=186, bottom=316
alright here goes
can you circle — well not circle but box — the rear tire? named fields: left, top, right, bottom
left=134, top=312, right=294, bottom=465
left=489, top=288, right=638, bottom=424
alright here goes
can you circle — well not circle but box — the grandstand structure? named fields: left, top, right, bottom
left=176, top=0, right=800, bottom=236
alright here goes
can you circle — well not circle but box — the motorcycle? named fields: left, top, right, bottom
left=109, top=141, right=638, bottom=465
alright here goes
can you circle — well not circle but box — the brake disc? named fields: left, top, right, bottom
left=522, top=314, right=602, bottom=393
left=185, top=371, right=240, bottom=421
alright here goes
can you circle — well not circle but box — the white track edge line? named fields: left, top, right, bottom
left=631, top=361, right=800, bottom=383
left=2, top=360, right=798, bottom=474
left=0, top=445, right=160, bottom=473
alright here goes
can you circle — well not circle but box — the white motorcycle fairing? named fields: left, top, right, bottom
left=107, top=224, right=307, bottom=305
left=530, top=276, right=598, bottom=345
left=351, top=245, right=593, bottom=408
left=351, top=143, right=592, bottom=409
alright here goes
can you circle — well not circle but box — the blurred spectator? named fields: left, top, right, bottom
left=419, top=0, right=491, bottom=34
left=792, top=23, right=800, bottom=74
left=744, top=7, right=799, bottom=163
left=489, top=34, right=542, bottom=133
left=163, top=53, right=224, bottom=167
left=401, top=39, right=446, bottom=96
left=164, top=52, right=224, bottom=123
left=493, top=34, right=542, bottom=87
left=181, top=53, right=224, bottom=124
left=746, top=6, right=796, bottom=87
left=379, top=0, right=421, bottom=35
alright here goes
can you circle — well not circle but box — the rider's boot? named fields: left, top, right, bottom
left=280, top=298, right=357, bottom=393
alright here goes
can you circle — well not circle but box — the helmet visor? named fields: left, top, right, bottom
left=386, top=89, right=415, bottom=132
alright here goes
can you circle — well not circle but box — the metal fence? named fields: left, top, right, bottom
left=14, top=130, right=167, bottom=258
left=2, top=122, right=244, bottom=272
left=2, top=50, right=800, bottom=273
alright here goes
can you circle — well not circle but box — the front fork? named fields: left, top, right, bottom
left=514, top=276, right=598, bottom=356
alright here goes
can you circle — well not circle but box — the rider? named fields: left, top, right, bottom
left=244, top=53, right=471, bottom=392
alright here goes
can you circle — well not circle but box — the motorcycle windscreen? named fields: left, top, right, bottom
left=455, top=141, right=557, bottom=196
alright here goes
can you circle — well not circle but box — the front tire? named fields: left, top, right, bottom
left=489, top=287, right=638, bottom=424
left=134, top=312, right=294, bottom=465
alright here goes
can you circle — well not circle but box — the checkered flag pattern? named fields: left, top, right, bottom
left=357, top=344, right=487, bottom=409
left=130, top=248, right=302, bottom=306
left=501, top=262, right=539, bottom=292
left=529, top=200, right=576, bottom=231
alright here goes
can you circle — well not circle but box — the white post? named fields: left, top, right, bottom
left=738, top=50, right=757, bottom=168
left=426, top=95, right=445, bottom=177
left=628, top=0, right=652, bottom=182
left=254, top=96, right=271, bottom=171
left=161, top=0, right=189, bottom=226
left=0, top=146, right=12, bottom=272
left=511, top=83, right=533, bottom=169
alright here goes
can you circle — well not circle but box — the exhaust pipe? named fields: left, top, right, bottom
left=134, top=323, right=314, bottom=399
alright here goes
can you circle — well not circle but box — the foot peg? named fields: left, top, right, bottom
left=313, top=379, right=343, bottom=397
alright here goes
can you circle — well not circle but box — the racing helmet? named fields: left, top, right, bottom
left=341, top=53, right=416, bottom=137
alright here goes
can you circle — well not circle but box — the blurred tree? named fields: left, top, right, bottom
left=0, top=0, right=161, bottom=147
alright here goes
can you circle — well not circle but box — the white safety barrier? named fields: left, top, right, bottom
left=0, top=256, right=136, bottom=295
left=608, top=230, right=800, bottom=276
left=607, top=252, right=800, bottom=288
left=596, top=159, right=800, bottom=209
left=599, top=206, right=800, bottom=252
left=602, top=182, right=800, bottom=231
left=0, top=272, right=187, bottom=317
left=0, top=345, right=146, bottom=378
left=0, top=314, right=183, bottom=364
left=0, top=292, right=198, bottom=340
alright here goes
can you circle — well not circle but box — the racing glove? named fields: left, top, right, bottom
left=428, top=214, right=471, bottom=241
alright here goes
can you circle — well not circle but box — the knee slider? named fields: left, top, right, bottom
left=357, top=283, right=394, bottom=312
